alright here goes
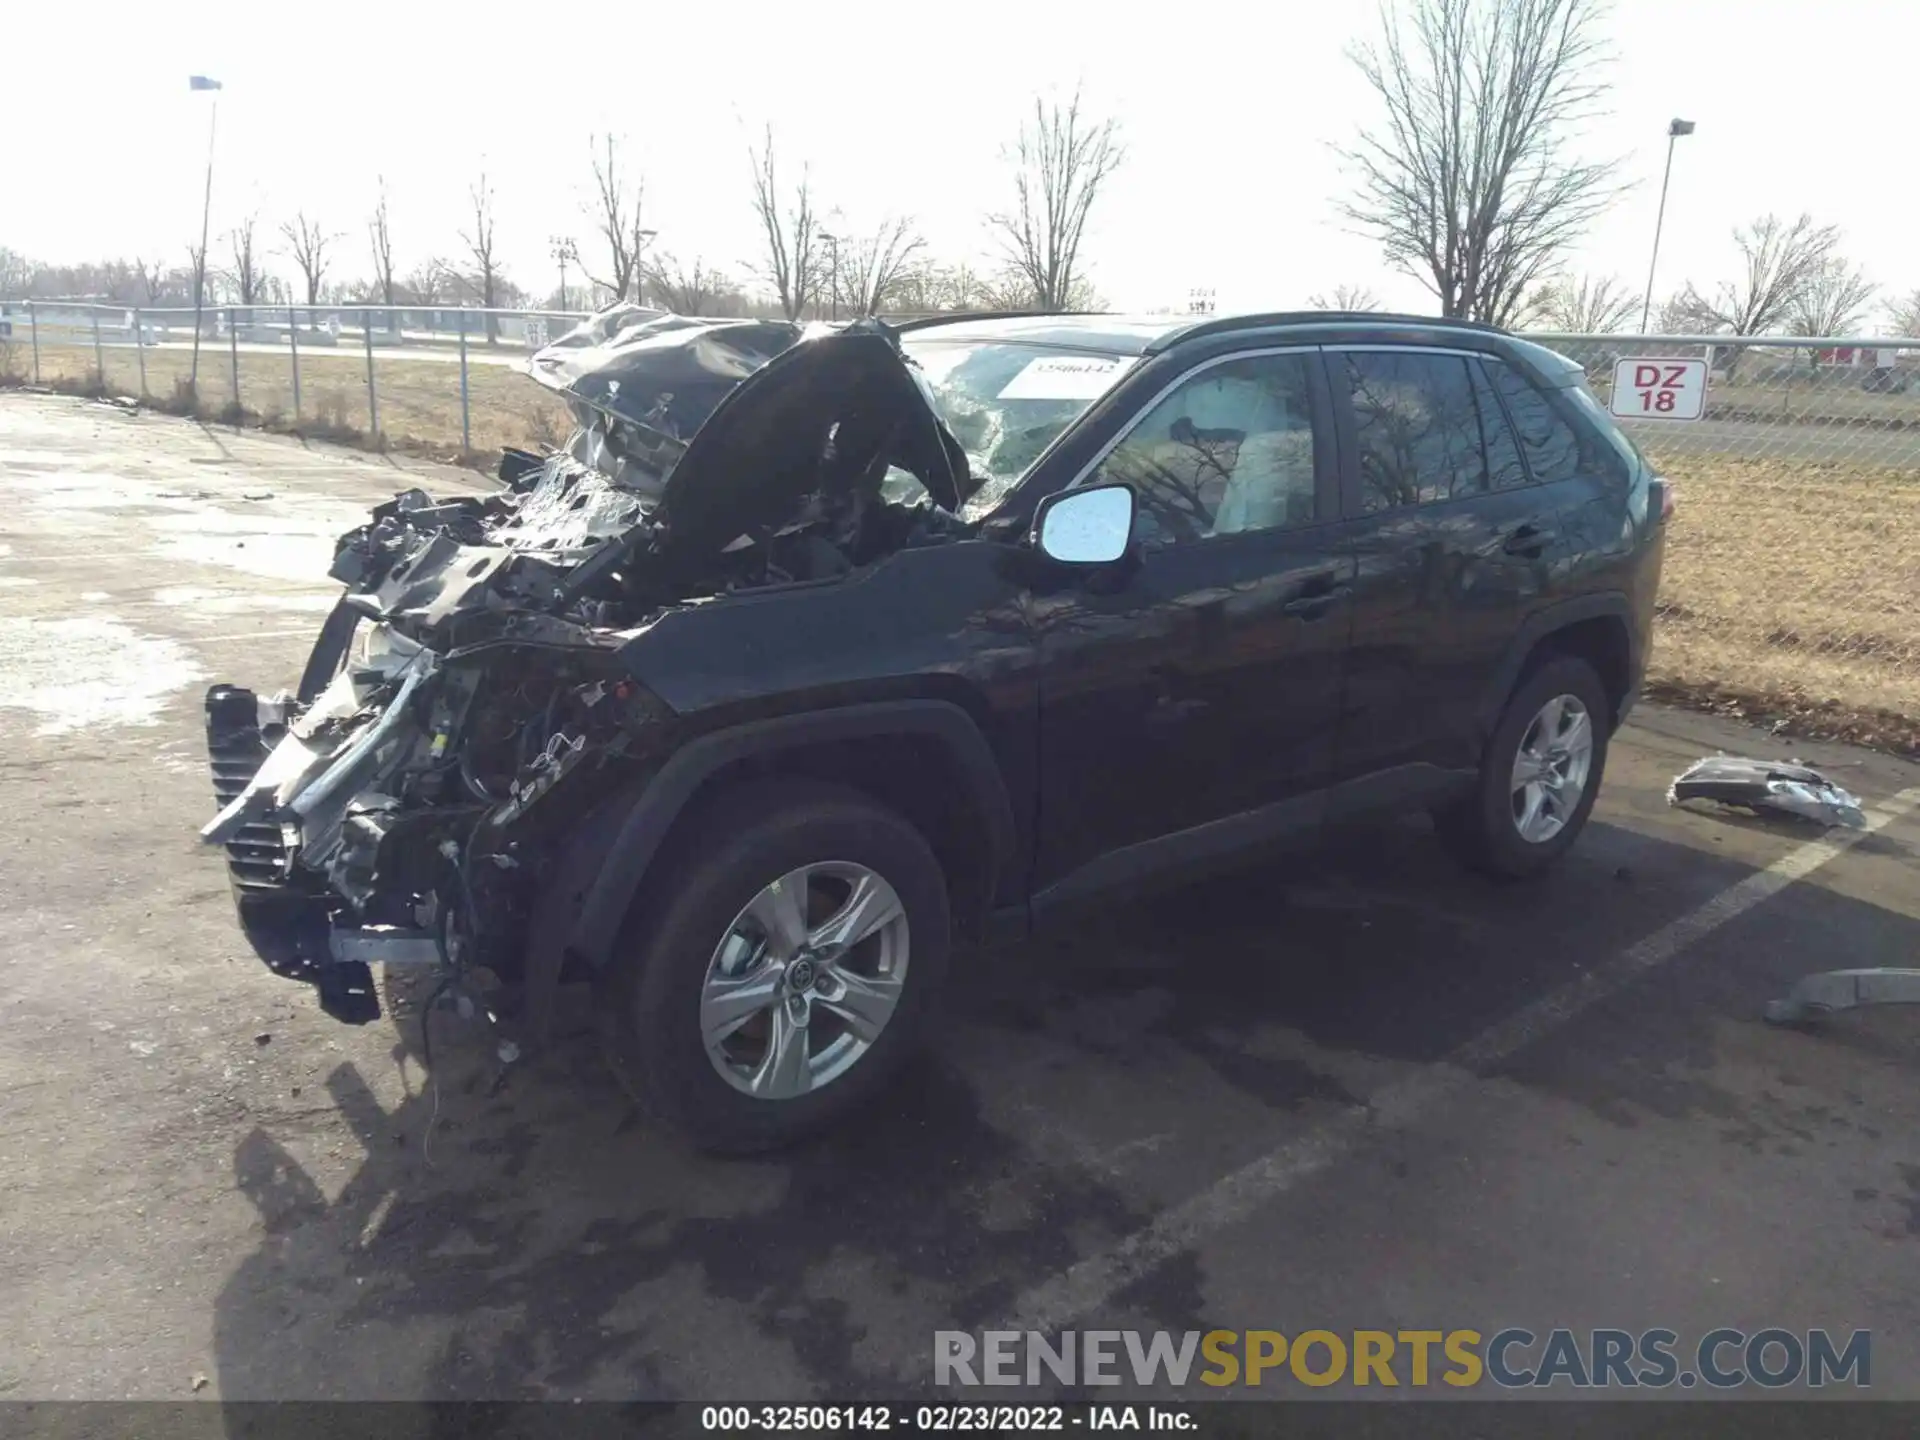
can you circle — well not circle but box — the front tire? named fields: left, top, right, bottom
left=1436, top=655, right=1611, bottom=879
left=602, top=779, right=951, bottom=1154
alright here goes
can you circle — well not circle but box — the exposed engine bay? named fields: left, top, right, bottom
left=199, top=313, right=976, bottom=1026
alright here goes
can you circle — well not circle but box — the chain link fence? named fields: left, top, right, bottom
left=1531, top=332, right=1920, bottom=746
left=2, top=305, right=1915, bottom=746
left=0, top=300, right=581, bottom=458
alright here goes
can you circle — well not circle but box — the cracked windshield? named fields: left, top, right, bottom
left=900, top=340, right=1135, bottom=515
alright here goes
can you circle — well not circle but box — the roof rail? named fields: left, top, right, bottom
left=1152, top=310, right=1508, bottom=351
left=886, top=309, right=1101, bottom=333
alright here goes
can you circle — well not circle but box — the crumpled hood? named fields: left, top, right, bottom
left=525, top=305, right=803, bottom=443
left=528, top=310, right=969, bottom=564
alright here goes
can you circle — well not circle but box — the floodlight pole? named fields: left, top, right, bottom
left=1639, top=119, right=1695, bottom=334
left=189, top=93, right=220, bottom=392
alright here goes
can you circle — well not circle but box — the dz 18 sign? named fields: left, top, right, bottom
left=1609, top=356, right=1707, bottom=421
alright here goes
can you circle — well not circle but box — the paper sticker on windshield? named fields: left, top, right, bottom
left=996, top=355, right=1130, bottom=400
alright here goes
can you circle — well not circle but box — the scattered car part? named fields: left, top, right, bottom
left=1765, top=968, right=1920, bottom=1024
left=1666, top=756, right=1867, bottom=829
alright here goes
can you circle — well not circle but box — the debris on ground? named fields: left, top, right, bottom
left=190, top=1373, right=208, bottom=1392
left=1667, top=755, right=1868, bottom=828
left=253, top=1032, right=271, bottom=1046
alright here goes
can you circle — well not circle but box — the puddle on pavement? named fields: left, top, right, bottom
left=0, top=617, right=206, bottom=737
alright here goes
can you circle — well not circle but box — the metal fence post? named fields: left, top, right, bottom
left=458, top=308, right=471, bottom=453
left=28, top=301, right=39, bottom=384
left=228, top=307, right=241, bottom=422
left=288, top=304, right=301, bottom=424
left=363, top=310, right=379, bottom=441
left=91, top=307, right=103, bottom=383
left=134, top=308, right=147, bottom=396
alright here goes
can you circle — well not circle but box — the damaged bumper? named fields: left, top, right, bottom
left=202, top=679, right=390, bottom=1023
left=201, top=616, right=480, bottom=1022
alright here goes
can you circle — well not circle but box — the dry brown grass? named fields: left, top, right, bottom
left=23, top=339, right=571, bottom=461
left=9, top=343, right=1918, bottom=752
left=1637, top=446, right=1920, bottom=753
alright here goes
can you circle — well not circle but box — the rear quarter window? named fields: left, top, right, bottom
left=1486, top=361, right=1630, bottom=485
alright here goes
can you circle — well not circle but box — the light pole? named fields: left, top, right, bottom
left=550, top=236, right=579, bottom=310
left=817, top=231, right=846, bottom=321
left=1639, top=118, right=1696, bottom=334
left=187, top=75, right=222, bottom=395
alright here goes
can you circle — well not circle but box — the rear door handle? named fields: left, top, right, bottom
left=1502, top=524, right=1554, bottom=558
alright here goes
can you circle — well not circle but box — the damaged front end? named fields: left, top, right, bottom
left=198, top=315, right=972, bottom=1025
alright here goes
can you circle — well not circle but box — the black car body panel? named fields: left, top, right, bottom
left=197, top=307, right=1668, bottom=1040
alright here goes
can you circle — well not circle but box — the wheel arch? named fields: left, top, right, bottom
left=1478, top=593, right=1639, bottom=743
left=521, top=700, right=1016, bottom=1044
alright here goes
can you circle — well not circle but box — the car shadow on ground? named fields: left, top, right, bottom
left=209, top=815, right=1920, bottom=1403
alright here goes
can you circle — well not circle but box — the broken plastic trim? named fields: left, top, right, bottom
left=1667, top=756, right=1868, bottom=829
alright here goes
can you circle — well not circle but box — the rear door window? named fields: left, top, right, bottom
left=1335, top=351, right=1488, bottom=512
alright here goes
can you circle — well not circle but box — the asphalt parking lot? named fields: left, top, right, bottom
left=1, top=393, right=1917, bottom=1404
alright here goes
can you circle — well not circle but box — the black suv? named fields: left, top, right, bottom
left=200, top=308, right=1670, bottom=1152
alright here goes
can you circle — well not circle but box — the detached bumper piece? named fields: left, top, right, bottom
left=204, top=684, right=382, bottom=1025
left=1667, top=755, right=1867, bottom=829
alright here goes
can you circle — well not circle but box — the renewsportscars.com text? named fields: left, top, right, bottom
left=934, top=1328, right=1871, bottom=1390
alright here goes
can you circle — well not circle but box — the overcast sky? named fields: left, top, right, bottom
left=4, top=0, right=1915, bottom=318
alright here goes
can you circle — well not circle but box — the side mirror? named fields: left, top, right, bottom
left=1033, top=483, right=1136, bottom=566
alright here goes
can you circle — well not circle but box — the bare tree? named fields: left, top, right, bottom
left=279, top=211, right=337, bottom=309
left=1, top=247, right=37, bottom=299
left=748, top=128, right=818, bottom=321
left=368, top=179, right=398, bottom=308
left=644, top=254, right=731, bottom=316
left=461, top=172, right=505, bottom=344
left=887, top=259, right=1000, bottom=314
left=1340, top=0, right=1621, bottom=326
left=401, top=258, right=453, bottom=306
left=834, top=217, right=927, bottom=316
left=134, top=256, right=167, bottom=305
left=188, top=242, right=211, bottom=310
left=1889, top=289, right=1920, bottom=339
left=1676, top=214, right=1840, bottom=337
left=226, top=214, right=269, bottom=306
left=1654, top=289, right=1718, bottom=334
left=1518, top=273, right=1640, bottom=331
left=986, top=90, right=1124, bottom=313
left=1308, top=284, right=1383, bottom=311
left=1789, top=257, right=1875, bottom=338
left=587, top=134, right=652, bottom=303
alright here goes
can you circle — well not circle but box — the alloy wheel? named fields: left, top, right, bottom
left=698, top=861, right=911, bottom=1099
left=1509, top=693, right=1594, bottom=844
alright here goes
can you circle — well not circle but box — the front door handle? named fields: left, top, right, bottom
left=1283, top=574, right=1350, bottom=619
left=1502, top=524, right=1554, bottom=558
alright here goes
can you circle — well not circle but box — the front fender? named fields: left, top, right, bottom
left=521, top=699, right=1016, bottom=1044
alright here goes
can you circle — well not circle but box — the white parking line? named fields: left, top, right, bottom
left=1002, top=786, right=1920, bottom=1335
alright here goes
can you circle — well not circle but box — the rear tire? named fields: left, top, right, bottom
left=601, top=779, right=951, bottom=1154
left=1436, top=655, right=1611, bottom=879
